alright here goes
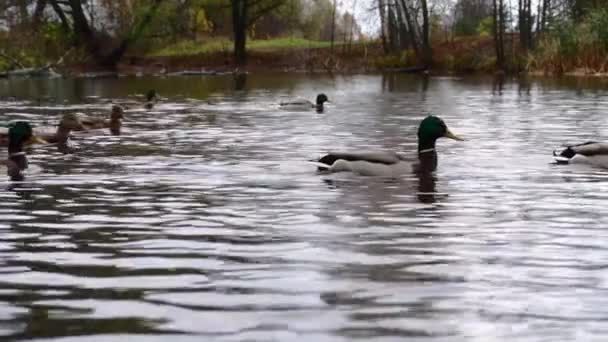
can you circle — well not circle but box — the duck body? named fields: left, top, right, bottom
left=33, top=113, right=84, bottom=145
left=74, top=105, right=124, bottom=135
left=553, top=142, right=608, bottom=168
left=279, top=99, right=315, bottom=111
left=120, top=89, right=161, bottom=110
left=316, top=116, right=462, bottom=177
left=317, top=152, right=413, bottom=177
left=280, top=93, right=329, bottom=113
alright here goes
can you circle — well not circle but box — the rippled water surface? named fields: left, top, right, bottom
left=2, top=74, right=608, bottom=341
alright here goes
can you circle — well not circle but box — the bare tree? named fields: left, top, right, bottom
left=378, top=0, right=389, bottom=53
left=231, top=0, right=286, bottom=66
left=420, top=0, right=431, bottom=66
left=47, top=0, right=164, bottom=68
left=493, top=0, right=505, bottom=69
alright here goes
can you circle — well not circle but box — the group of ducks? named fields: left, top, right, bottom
left=1, top=104, right=126, bottom=181
left=0, top=90, right=163, bottom=181
left=1, top=90, right=605, bottom=183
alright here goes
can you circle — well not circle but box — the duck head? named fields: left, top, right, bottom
left=111, top=105, right=125, bottom=120
left=416, top=115, right=463, bottom=171
left=417, top=115, right=463, bottom=149
left=55, top=113, right=85, bottom=144
left=110, top=105, right=124, bottom=135
left=60, top=113, right=85, bottom=130
left=9, top=121, right=46, bottom=149
left=7, top=121, right=45, bottom=180
left=316, top=93, right=329, bottom=113
left=146, top=89, right=158, bottom=102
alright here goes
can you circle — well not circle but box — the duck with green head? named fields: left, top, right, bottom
left=315, top=115, right=464, bottom=176
left=5, top=121, right=46, bottom=181
left=280, top=93, right=329, bottom=113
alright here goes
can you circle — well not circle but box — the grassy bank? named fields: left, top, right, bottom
left=4, top=34, right=588, bottom=76
left=148, top=38, right=336, bottom=57
left=139, top=36, right=509, bottom=75
left=121, top=37, right=378, bottom=74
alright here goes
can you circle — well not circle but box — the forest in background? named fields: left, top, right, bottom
left=0, top=0, right=607, bottom=75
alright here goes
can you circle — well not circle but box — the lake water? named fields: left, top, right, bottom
left=1, top=73, right=608, bottom=341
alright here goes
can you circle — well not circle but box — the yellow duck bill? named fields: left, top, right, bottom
left=445, top=129, right=464, bottom=141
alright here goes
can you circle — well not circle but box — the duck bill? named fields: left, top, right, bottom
left=444, top=129, right=464, bottom=141
left=25, top=135, right=48, bottom=146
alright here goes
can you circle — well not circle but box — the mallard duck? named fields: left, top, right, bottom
left=144, top=89, right=159, bottom=110
left=4, top=121, right=46, bottom=181
left=553, top=142, right=608, bottom=168
left=32, top=113, right=84, bottom=145
left=315, top=115, right=463, bottom=177
left=280, top=93, right=329, bottom=113
left=75, top=105, right=124, bottom=135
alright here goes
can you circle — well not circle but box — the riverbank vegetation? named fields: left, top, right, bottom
left=0, top=0, right=607, bottom=76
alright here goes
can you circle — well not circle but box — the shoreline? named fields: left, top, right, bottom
left=4, top=57, right=608, bottom=80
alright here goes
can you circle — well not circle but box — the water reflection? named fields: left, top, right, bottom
left=233, top=73, right=247, bottom=91
left=0, top=74, right=607, bottom=341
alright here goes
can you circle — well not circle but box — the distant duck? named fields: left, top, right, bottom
left=144, top=89, right=159, bottom=110
left=315, top=115, right=463, bottom=177
left=75, top=104, right=125, bottom=135
left=4, top=121, right=46, bottom=181
left=553, top=142, right=608, bottom=168
left=280, top=93, right=329, bottom=113
left=118, top=89, right=160, bottom=110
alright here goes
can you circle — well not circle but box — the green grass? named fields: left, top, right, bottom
left=148, top=37, right=335, bottom=57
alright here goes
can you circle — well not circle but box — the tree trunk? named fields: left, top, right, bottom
left=493, top=0, right=504, bottom=70
left=49, top=0, right=163, bottom=68
left=232, top=0, right=248, bottom=66
left=387, top=6, right=398, bottom=51
left=541, top=0, right=549, bottom=32
left=68, top=0, right=101, bottom=58
left=498, top=0, right=505, bottom=66
left=16, top=0, right=29, bottom=26
left=32, top=0, right=48, bottom=29
left=48, top=0, right=71, bottom=33
left=394, top=0, right=409, bottom=50
left=398, top=0, right=419, bottom=54
left=526, top=0, right=533, bottom=49
left=348, top=0, right=358, bottom=52
left=378, top=0, right=389, bottom=53
left=518, top=0, right=525, bottom=50
left=101, top=0, right=164, bottom=67
left=420, top=0, right=431, bottom=67
left=230, top=0, right=286, bottom=66
left=330, top=0, right=337, bottom=53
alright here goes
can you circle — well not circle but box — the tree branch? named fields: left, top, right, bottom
left=247, top=0, right=285, bottom=27
left=48, top=0, right=71, bottom=32
left=0, top=50, right=25, bottom=69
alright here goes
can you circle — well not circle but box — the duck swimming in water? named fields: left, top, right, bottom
left=5, top=121, right=46, bottom=181
left=280, top=93, right=329, bottom=113
left=75, top=104, right=124, bottom=135
left=553, top=142, right=608, bottom=168
left=315, top=115, right=463, bottom=177
left=32, top=113, right=84, bottom=145
left=144, top=89, right=159, bottom=110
